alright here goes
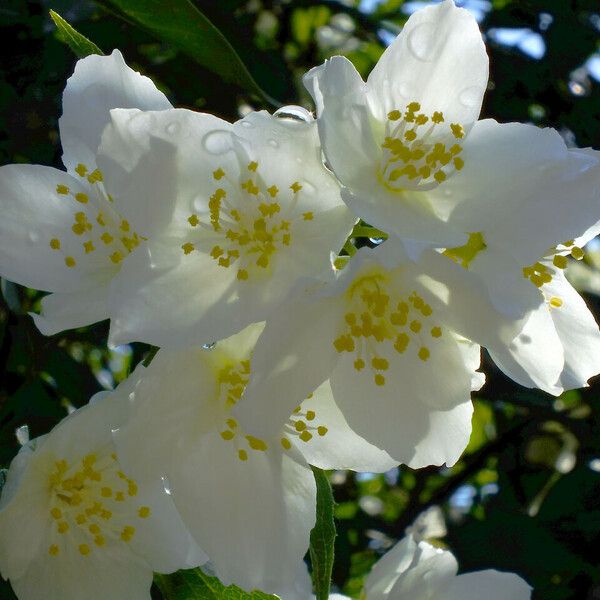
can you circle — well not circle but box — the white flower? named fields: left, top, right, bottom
left=361, top=534, right=531, bottom=600
left=97, top=107, right=356, bottom=347
left=235, top=240, right=486, bottom=468
left=114, top=323, right=396, bottom=596
left=0, top=381, right=205, bottom=600
left=0, top=50, right=172, bottom=335
left=303, top=0, right=488, bottom=247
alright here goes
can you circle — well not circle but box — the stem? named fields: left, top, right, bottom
left=349, top=225, right=388, bottom=240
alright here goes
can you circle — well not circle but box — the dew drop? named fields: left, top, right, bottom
left=202, top=130, right=236, bottom=155
left=458, top=86, right=483, bottom=108
left=274, top=105, right=313, bottom=122
left=240, top=120, right=254, bottom=128
left=28, top=231, right=40, bottom=243
left=202, top=342, right=217, bottom=350
left=407, top=22, right=436, bottom=62
left=165, top=121, right=181, bottom=135
left=369, top=237, right=385, bottom=245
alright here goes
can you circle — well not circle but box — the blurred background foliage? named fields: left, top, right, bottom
left=0, top=1, right=600, bottom=599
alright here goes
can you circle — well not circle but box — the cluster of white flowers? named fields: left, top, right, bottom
left=0, top=1, right=598, bottom=598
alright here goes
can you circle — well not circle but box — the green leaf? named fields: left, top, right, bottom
left=103, top=0, right=277, bottom=105
left=310, top=466, right=336, bottom=600
left=155, top=568, right=278, bottom=600
left=49, top=10, right=103, bottom=58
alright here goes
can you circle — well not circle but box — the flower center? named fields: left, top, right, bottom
left=215, top=360, right=328, bottom=461
left=49, top=163, right=143, bottom=269
left=378, top=102, right=465, bottom=192
left=333, top=270, right=443, bottom=386
left=181, top=162, right=313, bottom=281
left=46, top=451, right=150, bottom=558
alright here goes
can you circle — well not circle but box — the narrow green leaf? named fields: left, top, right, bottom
left=310, top=466, right=336, bottom=600
left=155, top=568, right=279, bottom=600
left=102, top=0, right=277, bottom=106
left=49, top=10, right=103, bottom=58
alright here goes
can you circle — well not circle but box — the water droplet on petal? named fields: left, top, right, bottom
left=274, top=105, right=313, bottom=122
left=165, top=121, right=181, bottom=135
left=458, top=86, right=483, bottom=108
left=407, top=22, right=435, bottom=62
left=202, top=342, right=216, bottom=350
left=369, top=237, right=385, bottom=245
left=28, top=231, right=39, bottom=243
left=202, top=130, right=236, bottom=155
left=240, top=120, right=254, bottom=128
left=267, top=139, right=279, bottom=148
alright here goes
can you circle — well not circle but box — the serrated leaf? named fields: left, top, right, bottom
left=155, top=568, right=279, bottom=600
left=103, top=0, right=277, bottom=105
left=310, top=466, right=336, bottom=600
left=49, top=10, right=103, bottom=58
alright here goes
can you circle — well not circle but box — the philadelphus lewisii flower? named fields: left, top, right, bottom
left=353, top=534, right=531, bottom=600
left=236, top=240, right=486, bottom=467
left=97, top=105, right=355, bottom=347
left=0, top=50, right=172, bottom=335
left=114, top=324, right=396, bottom=596
left=305, top=0, right=600, bottom=395
left=0, top=384, right=206, bottom=600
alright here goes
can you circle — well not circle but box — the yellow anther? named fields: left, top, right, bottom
left=120, top=526, right=135, bottom=542
left=110, top=251, right=123, bottom=264
left=553, top=254, right=568, bottom=269
left=79, top=544, right=91, bottom=556
left=571, top=246, right=584, bottom=260
left=246, top=435, right=268, bottom=451
left=220, top=430, right=235, bottom=441
left=101, top=232, right=113, bottom=244
left=76, top=514, right=86, bottom=525
left=120, top=220, right=130, bottom=232
left=100, top=509, right=112, bottom=520
left=290, top=181, right=302, bottom=193
left=213, top=168, right=225, bottom=180
left=57, top=521, right=69, bottom=534
left=182, top=242, right=195, bottom=255
left=374, top=373, right=386, bottom=386
left=454, top=157, right=465, bottom=170
left=241, top=179, right=260, bottom=195
left=72, top=223, right=86, bottom=235
left=237, top=269, right=249, bottom=280
left=50, top=507, right=62, bottom=519
left=65, top=256, right=76, bottom=268
left=100, top=487, right=112, bottom=498
left=89, top=524, right=101, bottom=535
left=138, top=506, right=151, bottom=518
left=450, top=123, right=464, bottom=139
left=128, top=481, right=138, bottom=497
left=75, top=193, right=89, bottom=204
left=405, top=130, right=417, bottom=142
left=354, top=358, right=365, bottom=371
left=49, top=544, right=60, bottom=556
left=395, top=333, right=410, bottom=354
left=238, top=449, right=248, bottom=461
left=248, top=161, right=258, bottom=171
left=56, top=184, right=69, bottom=195
left=303, top=212, right=314, bottom=221
left=407, top=102, right=421, bottom=112
left=299, top=430, right=313, bottom=442
left=96, top=212, right=106, bottom=226
left=83, top=241, right=95, bottom=253
left=115, top=492, right=125, bottom=502
left=49, top=238, right=61, bottom=250
left=410, top=320, right=422, bottom=333
left=281, top=437, right=292, bottom=450
left=295, top=420, right=307, bottom=432
left=306, top=410, right=316, bottom=421
left=267, top=185, right=279, bottom=197
left=227, top=418, right=237, bottom=429
left=431, top=326, right=442, bottom=338
left=434, top=170, right=447, bottom=183
left=188, top=214, right=200, bottom=227
left=371, top=357, right=389, bottom=370
left=317, top=426, right=328, bottom=437
left=387, top=110, right=401, bottom=121
left=94, top=535, right=106, bottom=547
left=418, top=347, right=430, bottom=361
left=211, top=246, right=224, bottom=259
left=87, top=168, right=103, bottom=184
left=550, top=296, right=563, bottom=308
left=75, top=164, right=87, bottom=177
left=432, top=112, right=444, bottom=124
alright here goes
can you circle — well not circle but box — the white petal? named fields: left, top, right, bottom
left=0, top=165, right=109, bottom=292
left=60, top=50, right=172, bottom=174
left=303, top=56, right=380, bottom=186
left=543, top=272, right=600, bottom=389
left=489, top=304, right=564, bottom=396
left=11, top=543, right=152, bottom=600
left=366, top=0, right=488, bottom=125
left=329, top=336, right=474, bottom=467
left=434, top=120, right=600, bottom=266
left=292, top=380, right=397, bottom=472
left=234, top=292, right=344, bottom=441
left=31, top=282, right=110, bottom=335
left=445, top=570, right=532, bottom=600
left=165, top=435, right=316, bottom=596
left=364, top=536, right=418, bottom=600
